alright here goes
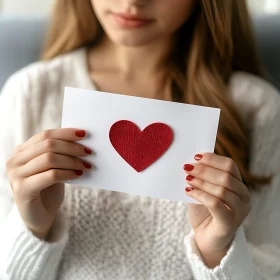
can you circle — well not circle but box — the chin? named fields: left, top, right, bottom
left=107, top=30, right=159, bottom=47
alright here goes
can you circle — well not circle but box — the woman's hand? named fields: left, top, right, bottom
left=5, top=128, right=93, bottom=240
left=183, top=152, right=251, bottom=268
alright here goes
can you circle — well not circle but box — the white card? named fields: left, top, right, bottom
left=61, top=87, right=220, bottom=204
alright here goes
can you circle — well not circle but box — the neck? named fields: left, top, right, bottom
left=93, top=35, right=175, bottom=78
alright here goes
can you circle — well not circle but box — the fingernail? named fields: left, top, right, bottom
left=74, top=170, right=83, bottom=176
left=83, top=162, right=92, bottom=169
left=186, top=175, right=195, bottom=181
left=183, top=164, right=194, bottom=172
left=84, top=147, right=92, bottom=155
left=75, top=130, right=86, bottom=137
left=194, top=154, right=203, bottom=161
left=185, top=187, right=194, bottom=192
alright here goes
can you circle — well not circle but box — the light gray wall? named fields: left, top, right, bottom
left=1, top=0, right=54, bottom=14
left=248, top=0, right=280, bottom=13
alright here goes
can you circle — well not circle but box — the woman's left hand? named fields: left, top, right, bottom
left=183, top=152, right=251, bottom=267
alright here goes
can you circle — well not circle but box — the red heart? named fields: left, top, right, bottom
left=109, top=120, right=173, bottom=172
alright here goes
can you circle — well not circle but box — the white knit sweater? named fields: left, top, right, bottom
left=0, top=47, right=280, bottom=280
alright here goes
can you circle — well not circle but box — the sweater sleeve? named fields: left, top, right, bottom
left=183, top=75, right=280, bottom=280
left=184, top=225, right=262, bottom=279
left=0, top=71, right=69, bottom=280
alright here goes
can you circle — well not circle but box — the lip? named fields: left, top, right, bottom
left=112, top=12, right=154, bottom=28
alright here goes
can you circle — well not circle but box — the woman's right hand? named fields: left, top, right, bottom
left=5, top=128, right=93, bottom=240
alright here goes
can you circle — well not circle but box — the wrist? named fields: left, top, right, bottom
left=28, top=227, right=51, bottom=240
left=199, top=246, right=229, bottom=268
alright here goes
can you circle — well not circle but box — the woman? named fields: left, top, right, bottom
left=0, top=0, right=279, bottom=279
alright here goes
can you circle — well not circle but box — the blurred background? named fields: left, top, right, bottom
left=0, top=0, right=280, bottom=14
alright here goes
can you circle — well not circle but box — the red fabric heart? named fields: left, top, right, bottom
left=109, top=120, right=173, bottom=172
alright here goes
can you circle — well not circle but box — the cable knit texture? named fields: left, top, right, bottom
left=0, top=47, right=280, bottom=280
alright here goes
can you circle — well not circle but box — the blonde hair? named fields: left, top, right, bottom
left=41, top=0, right=273, bottom=191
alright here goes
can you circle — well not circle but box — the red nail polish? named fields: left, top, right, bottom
left=185, top=187, right=194, bottom=192
left=83, top=162, right=92, bottom=169
left=74, top=170, right=83, bottom=176
left=84, top=147, right=92, bottom=155
left=186, top=175, right=195, bottom=181
left=194, top=154, right=203, bottom=161
left=75, top=130, right=86, bottom=137
left=183, top=164, right=194, bottom=172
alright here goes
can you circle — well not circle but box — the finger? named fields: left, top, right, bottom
left=185, top=187, right=233, bottom=227
left=184, top=164, right=250, bottom=203
left=19, top=153, right=92, bottom=178
left=14, top=128, right=87, bottom=154
left=186, top=175, right=248, bottom=212
left=21, top=169, right=83, bottom=198
left=13, top=139, right=92, bottom=166
left=194, top=153, right=242, bottom=182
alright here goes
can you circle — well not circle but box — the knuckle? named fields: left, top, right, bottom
left=44, top=152, right=56, bottom=165
left=5, top=157, right=13, bottom=171
left=44, top=139, right=56, bottom=151
left=226, top=159, right=235, bottom=172
left=7, top=169, right=17, bottom=182
left=243, top=203, right=251, bottom=217
left=217, top=186, right=227, bottom=199
left=200, top=180, right=208, bottom=191
left=245, top=188, right=251, bottom=199
left=243, top=190, right=250, bottom=204
left=220, top=173, right=231, bottom=186
left=208, top=153, right=215, bottom=162
left=12, top=179, right=24, bottom=194
left=41, top=129, right=52, bottom=140
left=49, top=169, right=60, bottom=181
left=209, top=198, right=221, bottom=209
left=245, top=193, right=251, bottom=204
